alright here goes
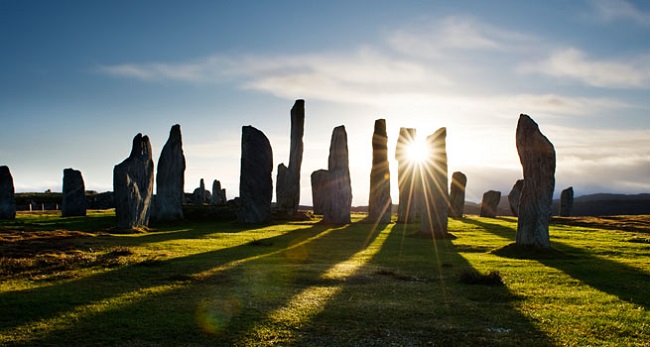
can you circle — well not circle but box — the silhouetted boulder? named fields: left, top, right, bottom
left=61, top=168, right=86, bottom=217
left=311, top=169, right=328, bottom=215
left=419, top=128, right=449, bottom=237
left=368, top=119, right=392, bottom=223
left=508, top=179, right=524, bottom=217
left=449, top=171, right=467, bottom=218
left=211, top=180, right=226, bottom=205
left=322, top=126, right=352, bottom=224
left=0, top=166, right=16, bottom=219
left=480, top=190, right=501, bottom=218
left=239, top=126, right=273, bottom=223
left=560, top=186, right=574, bottom=217
left=395, top=127, right=420, bottom=223
left=516, top=114, right=556, bottom=248
left=194, top=179, right=207, bottom=205
left=276, top=100, right=305, bottom=215
left=114, top=134, right=154, bottom=230
left=154, top=124, right=185, bottom=221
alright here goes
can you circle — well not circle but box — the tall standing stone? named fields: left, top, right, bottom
left=368, top=119, right=392, bottom=223
left=480, top=190, right=501, bottom=218
left=0, top=166, right=16, bottom=219
left=395, top=128, right=420, bottom=223
left=419, top=128, right=448, bottom=237
left=449, top=171, right=467, bottom=218
left=62, top=168, right=86, bottom=217
left=508, top=179, right=524, bottom=217
left=560, top=187, right=574, bottom=217
left=516, top=114, right=556, bottom=248
left=239, top=126, right=273, bottom=223
left=211, top=180, right=224, bottom=205
left=154, top=124, right=185, bottom=221
left=114, top=134, right=154, bottom=230
left=276, top=100, right=305, bottom=215
left=322, top=126, right=352, bottom=224
left=311, top=169, right=328, bottom=215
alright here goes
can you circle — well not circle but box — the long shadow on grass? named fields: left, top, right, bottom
left=466, top=218, right=650, bottom=310
left=0, top=221, right=333, bottom=336
left=1, top=220, right=387, bottom=345
left=288, top=222, right=554, bottom=346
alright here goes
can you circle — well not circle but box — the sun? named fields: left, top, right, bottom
left=406, top=138, right=429, bottom=163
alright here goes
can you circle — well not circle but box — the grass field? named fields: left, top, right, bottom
left=1, top=211, right=648, bottom=346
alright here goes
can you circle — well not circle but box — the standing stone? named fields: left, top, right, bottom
left=114, top=134, right=154, bottom=230
left=310, top=169, right=328, bottom=215
left=276, top=100, right=305, bottom=215
left=368, top=119, right=392, bottom=223
left=154, top=124, right=185, bottom=221
left=508, top=179, right=524, bottom=217
left=194, top=179, right=206, bottom=205
left=62, top=168, right=86, bottom=217
left=211, top=180, right=224, bottom=205
left=239, top=126, right=273, bottom=223
left=560, top=187, right=574, bottom=217
left=516, top=114, right=556, bottom=248
left=395, top=128, right=420, bottom=223
left=0, top=166, right=16, bottom=219
left=419, top=128, right=448, bottom=237
left=449, top=171, right=467, bottom=218
left=322, top=126, right=352, bottom=224
left=480, top=190, right=501, bottom=218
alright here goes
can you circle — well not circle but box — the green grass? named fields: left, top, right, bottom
left=0, top=212, right=648, bottom=346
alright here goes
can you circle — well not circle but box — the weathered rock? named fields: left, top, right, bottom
left=311, top=169, right=328, bottom=215
left=154, top=124, right=185, bottom=221
left=560, top=186, right=574, bottom=217
left=508, top=179, right=524, bottom=217
left=239, top=126, right=273, bottom=223
left=395, top=128, right=420, bottom=223
left=368, top=119, right=392, bottom=223
left=419, top=128, right=449, bottom=237
left=0, top=166, right=16, bottom=219
left=114, top=133, right=155, bottom=230
left=480, top=190, right=501, bottom=218
left=449, top=171, right=467, bottom=218
left=276, top=99, right=305, bottom=215
left=211, top=180, right=225, bottom=205
left=516, top=114, right=556, bottom=248
left=62, top=168, right=86, bottom=217
left=322, top=126, right=352, bottom=224
left=194, top=179, right=207, bottom=205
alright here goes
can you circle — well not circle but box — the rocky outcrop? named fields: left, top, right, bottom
left=368, top=119, right=392, bottom=223
left=321, top=126, right=352, bottom=224
left=154, top=124, right=185, bottom=221
left=239, top=126, right=273, bottom=223
left=276, top=100, right=305, bottom=215
left=311, top=169, right=328, bottom=215
left=62, top=168, right=86, bottom=217
left=114, top=133, right=154, bottom=230
left=0, top=166, right=16, bottom=219
left=449, top=171, right=467, bottom=218
left=480, top=190, right=501, bottom=218
left=516, top=114, right=556, bottom=248
left=419, top=128, right=448, bottom=237
left=508, top=179, right=524, bottom=217
left=395, top=128, right=419, bottom=223
left=560, top=186, right=574, bottom=217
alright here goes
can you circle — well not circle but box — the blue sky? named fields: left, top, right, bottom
left=1, top=0, right=648, bottom=205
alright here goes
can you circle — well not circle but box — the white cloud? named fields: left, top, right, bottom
left=518, top=48, right=650, bottom=89
left=588, top=0, right=650, bottom=26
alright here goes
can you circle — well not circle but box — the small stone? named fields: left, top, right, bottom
left=480, top=190, right=501, bottom=218
left=0, top=166, right=16, bottom=219
left=239, top=126, right=273, bottom=223
left=508, top=179, right=524, bottom=217
left=62, top=168, right=86, bottom=217
left=449, top=171, right=467, bottom=218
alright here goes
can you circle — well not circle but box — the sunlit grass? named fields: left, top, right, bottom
left=0, top=212, right=648, bottom=346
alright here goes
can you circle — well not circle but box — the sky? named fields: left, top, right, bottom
left=0, top=0, right=648, bottom=205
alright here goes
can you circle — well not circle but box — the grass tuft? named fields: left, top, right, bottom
left=458, top=269, right=505, bottom=286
